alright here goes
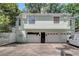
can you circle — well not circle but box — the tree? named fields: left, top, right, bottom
left=0, top=3, right=21, bottom=26
left=63, top=4, right=79, bottom=14
left=0, top=13, right=10, bottom=26
left=25, top=3, right=41, bottom=13
left=0, top=11, right=11, bottom=32
left=63, top=4, right=79, bottom=30
left=0, top=3, right=21, bottom=32
left=25, top=3, right=64, bottom=13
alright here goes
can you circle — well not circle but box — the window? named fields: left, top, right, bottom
left=29, top=16, right=35, bottom=24
left=54, top=16, right=60, bottom=24
left=70, top=20, right=72, bottom=26
left=19, top=19, right=21, bottom=26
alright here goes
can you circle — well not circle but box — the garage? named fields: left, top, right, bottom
left=27, top=32, right=46, bottom=43
left=27, top=32, right=40, bottom=43
left=26, top=32, right=67, bottom=43
left=45, top=32, right=67, bottom=43
left=59, top=33, right=67, bottom=42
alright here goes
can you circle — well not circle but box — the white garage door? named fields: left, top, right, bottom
left=27, top=32, right=40, bottom=43
left=45, top=32, right=67, bottom=43
left=59, top=34, right=67, bottom=42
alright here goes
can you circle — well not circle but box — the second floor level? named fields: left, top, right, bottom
left=16, top=13, right=75, bottom=29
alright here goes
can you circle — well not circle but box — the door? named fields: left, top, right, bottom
left=46, top=32, right=67, bottom=43
left=59, top=33, right=67, bottom=42
left=41, top=32, right=45, bottom=43
left=46, top=32, right=60, bottom=42
left=27, top=32, right=40, bottom=43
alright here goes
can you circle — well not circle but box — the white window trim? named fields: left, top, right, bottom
left=53, top=16, right=60, bottom=24
left=27, top=15, right=36, bottom=24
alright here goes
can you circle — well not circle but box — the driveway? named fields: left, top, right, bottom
left=0, top=43, right=79, bottom=56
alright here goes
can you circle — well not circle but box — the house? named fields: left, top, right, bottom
left=15, top=13, right=75, bottom=43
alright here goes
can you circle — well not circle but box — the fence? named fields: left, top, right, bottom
left=0, top=28, right=16, bottom=46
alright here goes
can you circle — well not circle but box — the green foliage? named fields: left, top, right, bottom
left=0, top=11, right=11, bottom=32
left=0, top=3, right=21, bottom=32
left=64, top=4, right=79, bottom=30
left=64, top=4, right=79, bottom=14
left=25, top=3, right=64, bottom=13
left=0, top=14, right=10, bottom=25
left=25, top=3, right=41, bottom=13
left=0, top=3, right=21, bottom=26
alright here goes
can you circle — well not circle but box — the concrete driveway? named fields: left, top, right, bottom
left=0, top=43, right=79, bottom=56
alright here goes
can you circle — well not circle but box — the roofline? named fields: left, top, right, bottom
left=17, top=13, right=72, bottom=19
left=22, top=13, right=72, bottom=15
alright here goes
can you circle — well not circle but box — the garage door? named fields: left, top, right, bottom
left=59, top=33, right=67, bottom=42
left=45, top=32, right=67, bottom=43
left=27, top=32, right=40, bottom=43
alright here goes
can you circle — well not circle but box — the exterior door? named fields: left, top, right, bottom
left=27, top=32, right=40, bottom=43
left=59, top=33, right=67, bottom=42
left=45, top=32, right=59, bottom=42
left=46, top=32, right=66, bottom=43
left=41, top=32, right=45, bottom=43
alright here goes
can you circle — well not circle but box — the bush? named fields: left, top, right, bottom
left=0, top=25, right=12, bottom=32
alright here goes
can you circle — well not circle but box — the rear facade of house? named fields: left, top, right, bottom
left=15, top=13, right=75, bottom=43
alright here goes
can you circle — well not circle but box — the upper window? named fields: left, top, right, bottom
left=70, top=20, right=72, bottom=26
left=19, top=19, right=21, bottom=26
left=29, top=16, right=35, bottom=24
left=54, top=16, right=60, bottom=24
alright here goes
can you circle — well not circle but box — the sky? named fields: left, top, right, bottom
left=17, top=3, right=26, bottom=11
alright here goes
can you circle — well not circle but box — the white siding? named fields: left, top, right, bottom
left=23, top=15, right=70, bottom=29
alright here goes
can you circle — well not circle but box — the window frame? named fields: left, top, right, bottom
left=70, top=20, right=72, bottom=26
left=28, top=16, right=35, bottom=24
left=19, top=19, right=21, bottom=26
left=53, top=16, right=60, bottom=24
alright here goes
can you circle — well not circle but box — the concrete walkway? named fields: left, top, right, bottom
left=0, top=43, right=79, bottom=56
